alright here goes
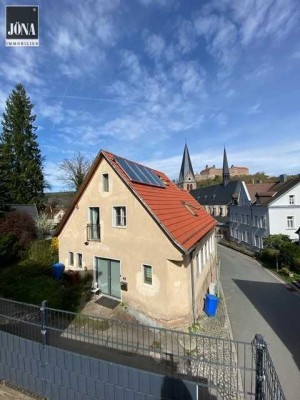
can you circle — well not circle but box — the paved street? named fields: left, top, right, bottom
left=218, top=244, right=300, bottom=400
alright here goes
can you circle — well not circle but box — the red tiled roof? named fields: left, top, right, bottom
left=55, top=150, right=216, bottom=253
left=103, top=151, right=216, bottom=252
left=246, top=183, right=275, bottom=202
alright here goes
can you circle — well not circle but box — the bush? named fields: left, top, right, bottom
left=293, top=258, right=300, bottom=273
left=279, top=242, right=300, bottom=268
left=264, top=234, right=291, bottom=250
left=0, top=261, right=83, bottom=311
left=260, top=248, right=279, bottom=264
left=0, top=233, right=19, bottom=265
left=0, top=211, right=36, bottom=255
left=25, top=239, right=58, bottom=267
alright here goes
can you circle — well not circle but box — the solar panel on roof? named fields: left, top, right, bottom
left=116, top=156, right=165, bottom=188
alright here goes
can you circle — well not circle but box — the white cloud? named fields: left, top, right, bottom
left=194, top=14, right=239, bottom=68
left=0, top=48, right=43, bottom=85
left=145, top=33, right=165, bottom=59
left=47, top=0, right=120, bottom=77
left=171, top=61, right=207, bottom=98
left=247, top=102, right=261, bottom=115
left=291, top=51, right=300, bottom=60
left=137, top=0, right=174, bottom=7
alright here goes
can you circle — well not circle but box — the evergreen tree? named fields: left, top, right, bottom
left=0, top=83, right=45, bottom=207
left=0, top=143, right=8, bottom=210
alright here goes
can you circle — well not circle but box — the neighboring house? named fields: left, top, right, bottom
left=190, top=148, right=242, bottom=240
left=7, top=204, right=38, bottom=220
left=230, top=175, right=300, bottom=251
left=177, top=144, right=197, bottom=192
left=56, top=150, right=217, bottom=327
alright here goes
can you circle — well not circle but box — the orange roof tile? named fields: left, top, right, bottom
left=103, top=151, right=216, bottom=252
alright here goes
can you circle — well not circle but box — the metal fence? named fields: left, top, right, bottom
left=0, top=297, right=285, bottom=400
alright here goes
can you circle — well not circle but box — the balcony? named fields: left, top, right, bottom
left=86, top=224, right=101, bottom=241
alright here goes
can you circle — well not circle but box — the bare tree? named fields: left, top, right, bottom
left=59, top=152, right=91, bottom=191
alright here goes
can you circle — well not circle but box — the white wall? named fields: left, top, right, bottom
left=268, top=182, right=300, bottom=240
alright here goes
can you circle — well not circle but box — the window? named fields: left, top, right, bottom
left=241, top=214, right=244, bottom=224
left=198, top=250, right=203, bottom=275
left=220, top=207, right=223, bottom=216
left=88, top=207, right=100, bottom=240
left=77, top=253, right=82, bottom=268
left=255, top=235, right=260, bottom=248
left=261, top=216, right=266, bottom=228
left=102, top=174, right=109, bottom=192
left=113, top=206, right=127, bottom=227
left=196, top=253, right=200, bottom=277
left=246, top=215, right=249, bottom=225
left=254, top=216, right=258, bottom=227
left=242, top=231, right=246, bottom=241
left=289, top=195, right=295, bottom=205
left=143, top=265, right=152, bottom=284
left=246, top=232, right=250, bottom=243
left=69, top=252, right=74, bottom=266
left=287, top=216, right=294, bottom=229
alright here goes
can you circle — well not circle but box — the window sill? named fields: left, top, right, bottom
left=113, top=225, right=127, bottom=229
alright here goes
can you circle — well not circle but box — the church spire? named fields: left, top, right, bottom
left=178, top=144, right=196, bottom=191
left=223, top=147, right=230, bottom=186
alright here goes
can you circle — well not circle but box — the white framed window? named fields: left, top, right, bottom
left=88, top=207, right=100, bottom=240
left=143, top=264, right=152, bottom=285
left=246, top=215, right=249, bottom=225
left=69, top=252, right=74, bottom=266
left=254, top=235, right=260, bottom=248
left=289, top=195, right=295, bottom=205
left=77, top=253, right=82, bottom=268
left=113, top=206, right=127, bottom=227
left=287, top=216, right=294, bottom=229
left=102, top=174, right=109, bottom=192
left=198, top=250, right=203, bottom=274
left=261, top=216, right=266, bottom=228
left=254, top=216, right=258, bottom=227
left=247, top=232, right=250, bottom=243
left=241, top=214, right=244, bottom=224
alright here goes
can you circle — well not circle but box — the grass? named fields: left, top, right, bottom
left=0, top=260, right=86, bottom=311
left=73, top=314, right=110, bottom=331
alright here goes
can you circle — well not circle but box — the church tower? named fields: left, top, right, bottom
left=178, top=144, right=197, bottom=191
left=222, top=147, right=230, bottom=186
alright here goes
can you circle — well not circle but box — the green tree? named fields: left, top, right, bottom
left=0, top=83, right=46, bottom=206
left=264, top=234, right=291, bottom=250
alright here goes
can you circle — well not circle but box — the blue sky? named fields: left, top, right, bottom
left=0, top=0, right=300, bottom=191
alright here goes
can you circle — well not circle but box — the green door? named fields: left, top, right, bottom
left=95, top=258, right=121, bottom=299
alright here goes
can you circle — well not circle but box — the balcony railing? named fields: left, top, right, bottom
left=86, top=223, right=100, bottom=241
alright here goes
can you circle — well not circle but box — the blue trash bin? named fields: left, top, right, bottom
left=52, top=263, right=65, bottom=280
left=204, top=294, right=219, bottom=317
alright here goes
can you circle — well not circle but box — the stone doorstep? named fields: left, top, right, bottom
left=0, top=382, right=40, bottom=400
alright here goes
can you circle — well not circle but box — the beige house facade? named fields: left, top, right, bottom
left=56, top=151, right=217, bottom=327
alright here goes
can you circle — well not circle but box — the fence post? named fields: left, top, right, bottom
left=254, top=334, right=266, bottom=400
left=40, top=300, right=48, bottom=346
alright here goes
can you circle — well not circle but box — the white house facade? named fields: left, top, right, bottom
left=229, top=176, right=300, bottom=251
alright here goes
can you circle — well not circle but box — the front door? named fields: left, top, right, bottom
left=95, top=257, right=121, bottom=299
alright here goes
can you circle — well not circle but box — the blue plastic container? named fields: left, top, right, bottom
left=52, top=263, right=65, bottom=280
left=204, top=294, right=219, bottom=317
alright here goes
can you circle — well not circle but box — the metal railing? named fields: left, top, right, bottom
left=86, top=223, right=100, bottom=241
left=0, top=297, right=285, bottom=400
